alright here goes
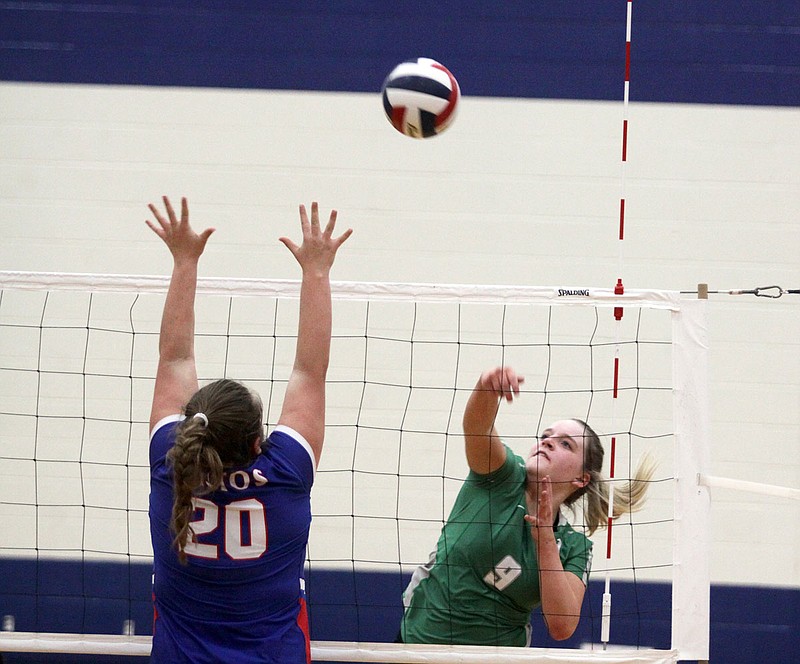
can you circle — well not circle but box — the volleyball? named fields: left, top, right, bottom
left=381, top=58, right=460, bottom=139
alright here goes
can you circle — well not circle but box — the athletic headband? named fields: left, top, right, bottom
left=192, top=412, right=209, bottom=428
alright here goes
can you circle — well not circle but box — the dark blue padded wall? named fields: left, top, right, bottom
left=0, top=560, right=798, bottom=663
left=1, top=1, right=799, bottom=105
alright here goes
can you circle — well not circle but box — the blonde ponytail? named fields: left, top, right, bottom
left=582, top=453, right=656, bottom=536
left=564, top=419, right=656, bottom=536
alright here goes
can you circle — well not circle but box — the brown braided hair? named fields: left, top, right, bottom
left=167, top=378, right=264, bottom=564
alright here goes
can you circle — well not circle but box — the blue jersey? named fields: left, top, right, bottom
left=149, top=415, right=315, bottom=664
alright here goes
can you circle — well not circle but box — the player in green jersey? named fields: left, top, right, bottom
left=400, top=366, right=654, bottom=646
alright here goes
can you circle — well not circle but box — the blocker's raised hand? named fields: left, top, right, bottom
left=280, top=201, right=352, bottom=272
left=146, top=196, right=215, bottom=262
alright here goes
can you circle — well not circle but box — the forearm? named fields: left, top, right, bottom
left=463, top=380, right=504, bottom=472
left=159, top=258, right=199, bottom=362
left=293, top=269, right=332, bottom=378
left=276, top=269, right=332, bottom=455
left=463, top=382, right=500, bottom=437
left=536, top=534, right=584, bottom=640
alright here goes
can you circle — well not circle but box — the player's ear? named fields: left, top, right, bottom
left=572, top=472, right=590, bottom=489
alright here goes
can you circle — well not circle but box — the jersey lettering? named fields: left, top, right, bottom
left=226, top=498, right=268, bottom=559
left=184, top=498, right=219, bottom=559
left=185, top=497, right=268, bottom=560
left=483, top=554, right=522, bottom=591
left=216, top=468, right=269, bottom=492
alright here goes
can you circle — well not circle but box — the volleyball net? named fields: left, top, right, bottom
left=0, top=271, right=709, bottom=662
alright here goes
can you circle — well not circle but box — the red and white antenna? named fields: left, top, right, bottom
left=602, top=0, right=633, bottom=649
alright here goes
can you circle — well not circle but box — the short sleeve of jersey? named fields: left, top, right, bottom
left=464, top=444, right=523, bottom=490
left=150, top=415, right=182, bottom=467
left=555, top=520, right=593, bottom=585
left=266, top=424, right=316, bottom=491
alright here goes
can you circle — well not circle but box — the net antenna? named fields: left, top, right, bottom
left=0, top=270, right=710, bottom=663
left=602, top=0, right=632, bottom=648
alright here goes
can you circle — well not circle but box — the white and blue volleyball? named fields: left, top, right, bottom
left=381, top=58, right=460, bottom=138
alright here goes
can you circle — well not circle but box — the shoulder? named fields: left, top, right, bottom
left=149, top=414, right=183, bottom=466
left=471, top=445, right=525, bottom=477
left=264, top=424, right=316, bottom=483
left=466, top=445, right=525, bottom=488
left=150, top=414, right=184, bottom=441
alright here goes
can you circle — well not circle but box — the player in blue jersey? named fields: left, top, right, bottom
left=400, top=366, right=655, bottom=646
left=146, top=196, right=351, bottom=663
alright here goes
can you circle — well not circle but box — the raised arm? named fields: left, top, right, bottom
left=463, top=366, right=524, bottom=474
left=525, top=477, right=587, bottom=640
left=278, top=202, right=351, bottom=465
left=146, top=196, right=215, bottom=432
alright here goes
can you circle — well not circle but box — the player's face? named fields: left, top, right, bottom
left=525, top=419, right=590, bottom=489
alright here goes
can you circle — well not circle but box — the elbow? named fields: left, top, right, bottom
left=546, top=618, right=578, bottom=642
left=549, top=628, right=576, bottom=642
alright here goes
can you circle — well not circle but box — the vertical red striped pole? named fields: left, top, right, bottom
left=603, top=0, right=633, bottom=648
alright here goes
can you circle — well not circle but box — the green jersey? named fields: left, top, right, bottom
left=401, top=445, right=593, bottom=647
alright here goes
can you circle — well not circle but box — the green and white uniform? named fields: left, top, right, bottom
left=401, top=445, right=592, bottom=646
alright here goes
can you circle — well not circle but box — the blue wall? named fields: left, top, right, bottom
left=2, top=1, right=799, bottom=106
left=0, top=559, right=798, bottom=663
